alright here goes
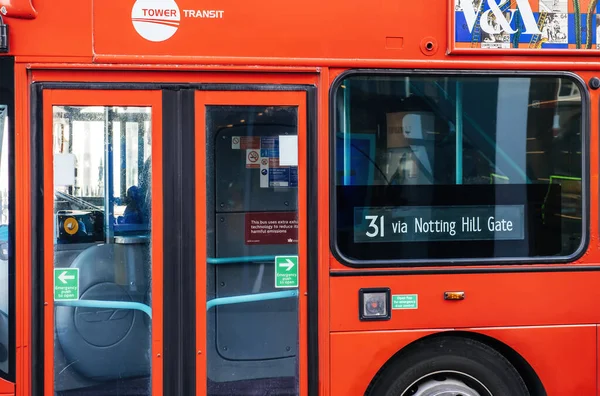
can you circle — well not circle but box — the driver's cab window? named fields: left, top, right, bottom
left=52, top=106, right=153, bottom=395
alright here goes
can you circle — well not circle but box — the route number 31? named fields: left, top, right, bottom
left=365, top=215, right=385, bottom=238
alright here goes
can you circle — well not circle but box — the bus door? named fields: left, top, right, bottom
left=41, top=89, right=163, bottom=395
left=195, top=90, right=309, bottom=396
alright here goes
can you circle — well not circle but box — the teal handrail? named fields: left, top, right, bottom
left=207, top=255, right=278, bottom=264
left=456, top=81, right=463, bottom=185
left=207, top=290, right=298, bottom=310
left=343, top=80, right=351, bottom=185
left=55, top=300, right=152, bottom=319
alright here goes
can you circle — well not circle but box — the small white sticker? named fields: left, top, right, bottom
left=260, top=157, right=269, bottom=188
left=54, top=153, right=76, bottom=186
left=279, top=135, right=298, bottom=166
left=232, top=136, right=241, bottom=149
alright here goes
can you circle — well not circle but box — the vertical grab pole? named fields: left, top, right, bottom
left=456, top=81, right=463, bottom=185
left=343, top=81, right=351, bottom=185
left=104, top=107, right=114, bottom=242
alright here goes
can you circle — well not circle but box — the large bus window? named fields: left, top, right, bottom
left=333, top=74, right=585, bottom=264
left=52, top=106, right=152, bottom=394
left=0, top=105, right=10, bottom=379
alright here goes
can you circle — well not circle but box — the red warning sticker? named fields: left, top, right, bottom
left=232, top=136, right=260, bottom=150
left=245, top=212, right=298, bottom=245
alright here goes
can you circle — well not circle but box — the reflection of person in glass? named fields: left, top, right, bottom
left=117, top=185, right=144, bottom=224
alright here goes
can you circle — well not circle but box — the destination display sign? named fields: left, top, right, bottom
left=354, top=205, right=525, bottom=243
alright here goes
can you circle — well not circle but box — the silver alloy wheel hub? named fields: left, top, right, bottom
left=409, top=377, right=481, bottom=396
left=401, top=371, right=492, bottom=396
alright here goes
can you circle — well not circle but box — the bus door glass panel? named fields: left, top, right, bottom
left=52, top=105, right=153, bottom=395
left=0, top=105, right=10, bottom=379
left=205, top=104, right=300, bottom=395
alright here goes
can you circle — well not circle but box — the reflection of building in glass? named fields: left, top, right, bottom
left=53, top=107, right=151, bottom=203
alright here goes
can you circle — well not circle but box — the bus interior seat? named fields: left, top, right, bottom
left=0, top=310, right=7, bottom=374
left=55, top=242, right=151, bottom=383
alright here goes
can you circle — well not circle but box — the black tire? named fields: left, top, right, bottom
left=368, top=336, right=530, bottom=396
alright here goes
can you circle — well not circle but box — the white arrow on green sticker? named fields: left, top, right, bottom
left=275, top=256, right=298, bottom=288
left=54, top=268, right=79, bottom=301
left=279, top=259, right=295, bottom=271
left=58, top=270, right=75, bottom=284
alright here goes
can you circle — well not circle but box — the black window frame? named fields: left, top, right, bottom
left=329, top=69, right=590, bottom=268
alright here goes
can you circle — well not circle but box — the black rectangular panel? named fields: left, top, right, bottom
left=162, top=89, right=196, bottom=396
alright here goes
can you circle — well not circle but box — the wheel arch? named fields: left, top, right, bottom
left=363, top=330, right=547, bottom=396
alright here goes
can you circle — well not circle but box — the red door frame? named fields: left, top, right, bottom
left=195, top=90, right=309, bottom=396
left=41, top=89, right=164, bottom=396
left=14, top=68, right=325, bottom=396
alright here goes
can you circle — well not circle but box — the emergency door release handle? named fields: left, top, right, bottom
left=444, top=291, right=465, bottom=300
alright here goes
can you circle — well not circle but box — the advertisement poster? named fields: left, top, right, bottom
left=453, top=0, right=600, bottom=50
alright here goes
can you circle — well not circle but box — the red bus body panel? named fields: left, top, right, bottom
left=330, top=271, right=600, bottom=332
left=0, top=378, right=14, bottom=395
left=0, top=0, right=599, bottom=395
left=331, top=326, right=596, bottom=395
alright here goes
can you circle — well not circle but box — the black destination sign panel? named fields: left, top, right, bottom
left=354, top=205, right=525, bottom=243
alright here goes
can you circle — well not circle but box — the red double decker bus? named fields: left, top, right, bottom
left=0, top=0, right=596, bottom=395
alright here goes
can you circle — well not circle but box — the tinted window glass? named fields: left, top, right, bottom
left=205, top=106, right=300, bottom=395
left=0, top=105, right=10, bottom=378
left=53, top=106, right=153, bottom=394
left=333, top=74, right=585, bottom=264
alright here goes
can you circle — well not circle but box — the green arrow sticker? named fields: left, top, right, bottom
left=275, top=256, right=298, bottom=288
left=54, top=268, right=79, bottom=301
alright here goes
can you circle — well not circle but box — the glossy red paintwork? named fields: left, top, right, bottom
left=0, top=0, right=36, bottom=19
left=331, top=325, right=596, bottom=395
left=0, top=1, right=600, bottom=395
left=0, top=377, right=14, bottom=395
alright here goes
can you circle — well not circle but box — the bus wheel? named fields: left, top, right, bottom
left=368, top=336, right=530, bottom=396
